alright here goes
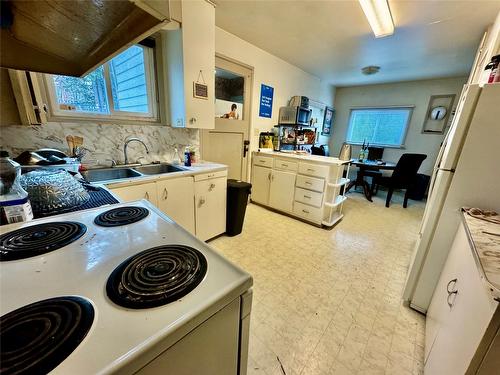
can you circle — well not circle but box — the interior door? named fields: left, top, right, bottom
left=201, top=56, right=252, bottom=181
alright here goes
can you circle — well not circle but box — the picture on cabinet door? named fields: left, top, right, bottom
left=215, top=67, right=244, bottom=120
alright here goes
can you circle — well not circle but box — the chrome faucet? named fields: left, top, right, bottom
left=124, top=138, right=150, bottom=164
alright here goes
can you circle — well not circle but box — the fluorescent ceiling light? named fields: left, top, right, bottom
left=359, top=0, right=394, bottom=38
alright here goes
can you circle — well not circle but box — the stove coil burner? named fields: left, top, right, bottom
left=106, top=245, right=208, bottom=309
left=94, top=206, right=149, bottom=227
left=0, top=222, right=87, bottom=261
left=0, top=296, right=94, bottom=375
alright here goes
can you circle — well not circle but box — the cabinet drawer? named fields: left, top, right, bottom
left=296, top=174, right=325, bottom=192
left=298, top=162, right=329, bottom=178
left=293, top=202, right=322, bottom=223
left=294, top=187, right=323, bottom=207
left=253, top=155, right=273, bottom=168
left=193, top=170, right=227, bottom=181
left=274, top=159, right=298, bottom=172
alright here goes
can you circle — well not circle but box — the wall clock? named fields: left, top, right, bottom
left=422, top=94, right=456, bottom=134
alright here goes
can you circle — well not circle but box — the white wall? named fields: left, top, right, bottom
left=215, top=27, right=335, bottom=154
left=330, top=77, right=468, bottom=175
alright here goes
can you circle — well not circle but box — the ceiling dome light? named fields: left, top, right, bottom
left=359, top=0, right=395, bottom=38
left=361, top=66, right=380, bottom=75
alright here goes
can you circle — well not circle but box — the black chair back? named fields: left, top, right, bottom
left=391, top=153, right=427, bottom=186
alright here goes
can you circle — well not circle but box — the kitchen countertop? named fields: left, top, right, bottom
left=253, top=150, right=349, bottom=165
left=461, top=208, right=500, bottom=300
left=90, top=161, right=227, bottom=188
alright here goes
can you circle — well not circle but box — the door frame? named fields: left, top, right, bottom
left=200, top=53, right=254, bottom=181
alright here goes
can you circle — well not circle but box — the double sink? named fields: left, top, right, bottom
left=81, top=163, right=186, bottom=183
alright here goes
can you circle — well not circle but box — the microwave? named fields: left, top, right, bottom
left=278, top=106, right=312, bottom=126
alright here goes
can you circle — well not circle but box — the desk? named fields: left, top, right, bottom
left=346, top=159, right=397, bottom=202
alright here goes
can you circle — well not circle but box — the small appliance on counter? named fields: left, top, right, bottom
left=289, top=95, right=310, bottom=108
left=278, top=106, right=312, bottom=126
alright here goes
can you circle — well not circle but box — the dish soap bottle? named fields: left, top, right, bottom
left=0, top=151, right=33, bottom=225
left=184, top=146, right=191, bottom=167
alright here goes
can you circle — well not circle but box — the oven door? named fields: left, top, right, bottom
left=296, top=107, right=312, bottom=125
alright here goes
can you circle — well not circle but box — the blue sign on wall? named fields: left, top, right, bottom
left=259, top=84, right=274, bottom=118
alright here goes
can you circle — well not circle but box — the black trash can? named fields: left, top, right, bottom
left=408, top=174, right=431, bottom=200
left=226, top=179, right=252, bottom=236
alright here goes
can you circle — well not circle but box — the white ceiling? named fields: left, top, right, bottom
left=215, top=0, right=500, bottom=86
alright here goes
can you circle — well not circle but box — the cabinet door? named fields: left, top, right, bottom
left=269, top=169, right=296, bottom=212
left=110, top=182, right=158, bottom=206
left=195, top=177, right=226, bottom=241
left=156, top=177, right=195, bottom=234
left=251, top=166, right=271, bottom=205
left=425, top=225, right=498, bottom=374
left=182, top=0, right=215, bottom=129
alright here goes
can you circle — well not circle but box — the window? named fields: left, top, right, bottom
left=46, top=44, right=157, bottom=120
left=346, top=107, right=413, bottom=148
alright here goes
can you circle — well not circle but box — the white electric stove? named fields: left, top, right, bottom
left=0, top=200, right=253, bottom=375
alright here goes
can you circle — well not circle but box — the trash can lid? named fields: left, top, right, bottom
left=227, top=179, right=252, bottom=189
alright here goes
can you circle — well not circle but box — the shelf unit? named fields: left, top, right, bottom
left=322, top=163, right=350, bottom=226
left=274, top=124, right=317, bottom=152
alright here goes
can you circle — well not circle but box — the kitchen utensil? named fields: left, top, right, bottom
left=35, top=148, right=68, bottom=159
left=66, top=135, right=75, bottom=155
left=74, top=136, right=84, bottom=148
left=20, top=170, right=90, bottom=215
left=338, top=142, right=352, bottom=161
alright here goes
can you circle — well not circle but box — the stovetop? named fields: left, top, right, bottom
left=0, top=200, right=252, bottom=374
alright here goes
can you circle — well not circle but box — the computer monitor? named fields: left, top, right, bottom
left=367, top=146, right=384, bottom=161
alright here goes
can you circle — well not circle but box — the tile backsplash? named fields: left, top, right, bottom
left=0, top=122, right=199, bottom=166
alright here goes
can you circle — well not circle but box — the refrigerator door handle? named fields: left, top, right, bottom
left=437, top=168, right=456, bottom=172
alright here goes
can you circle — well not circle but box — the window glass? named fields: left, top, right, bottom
left=215, top=67, right=244, bottom=120
left=48, top=44, right=155, bottom=119
left=109, top=46, right=149, bottom=113
left=53, top=66, right=109, bottom=113
left=346, top=108, right=412, bottom=147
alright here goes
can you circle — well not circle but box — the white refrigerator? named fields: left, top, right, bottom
left=403, top=83, right=500, bottom=313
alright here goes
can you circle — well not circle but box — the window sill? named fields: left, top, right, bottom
left=346, top=142, right=406, bottom=149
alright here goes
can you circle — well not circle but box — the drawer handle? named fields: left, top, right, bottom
left=446, top=278, right=457, bottom=294
left=305, top=181, right=312, bottom=185
left=307, top=168, right=314, bottom=171
left=282, top=164, right=288, bottom=167
left=302, top=209, right=309, bottom=214
left=163, top=188, right=168, bottom=200
left=304, top=195, right=311, bottom=199
left=446, top=278, right=458, bottom=308
left=259, top=160, right=266, bottom=163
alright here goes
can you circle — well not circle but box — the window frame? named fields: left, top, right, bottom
left=345, top=106, right=414, bottom=149
left=42, top=44, right=159, bottom=123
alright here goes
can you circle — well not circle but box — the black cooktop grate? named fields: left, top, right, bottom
left=0, top=222, right=87, bottom=261
left=106, top=245, right=208, bottom=309
left=94, top=206, right=149, bottom=227
left=0, top=296, right=94, bottom=375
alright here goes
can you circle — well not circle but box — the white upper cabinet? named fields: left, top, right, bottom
left=162, top=0, right=215, bottom=129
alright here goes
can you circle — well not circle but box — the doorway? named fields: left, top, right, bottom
left=201, top=55, right=253, bottom=181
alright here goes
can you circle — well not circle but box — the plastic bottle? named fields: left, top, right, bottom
left=184, top=146, right=191, bottom=167
left=0, top=151, right=33, bottom=225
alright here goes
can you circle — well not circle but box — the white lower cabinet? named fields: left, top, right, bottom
left=194, top=175, right=227, bottom=241
left=251, top=165, right=271, bottom=205
left=108, top=171, right=227, bottom=239
left=110, top=182, right=158, bottom=206
left=425, top=224, right=498, bottom=374
left=156, top=177, right=195, bottom=234
left=268, top=169, right=296, bottom=213
left=250, top=152, right=348, bottom=226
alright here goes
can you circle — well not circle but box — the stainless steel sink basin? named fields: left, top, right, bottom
left=81, top=168, right=141, bottom=182
left=133, top=164, right=185, bottom=175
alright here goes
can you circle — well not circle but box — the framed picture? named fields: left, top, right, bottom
left=322, top=106, right=334, bottom=136
left=422, top=94, right=456, bottom=134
